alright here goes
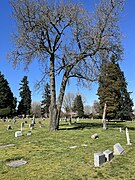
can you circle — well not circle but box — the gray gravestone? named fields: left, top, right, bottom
left=103, top=150, right=113, bottom=161
left=114, top=143, right=125, bottom=155
left=94, top=152, right=105, bottom=167
left=15, top=131, right=22, bottom=137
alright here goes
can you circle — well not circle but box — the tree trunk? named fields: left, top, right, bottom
left=56, top=72, right=69, bottom=129
left=49, top=53, right=57, bottom=130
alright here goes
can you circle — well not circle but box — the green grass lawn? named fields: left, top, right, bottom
left=0, top=118, right=135, bottom=180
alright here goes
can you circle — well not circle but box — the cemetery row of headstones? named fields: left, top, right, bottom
left=94, top=143, right=124, bottom=167
left=1, top=115, right=45, bottom=137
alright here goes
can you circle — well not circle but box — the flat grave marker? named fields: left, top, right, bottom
left=6, top=160, right=27, bottom=167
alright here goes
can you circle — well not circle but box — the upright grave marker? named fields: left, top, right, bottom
left=94, top=152, right=105, bottom=167
left=126, top=128, right=131, bottom=145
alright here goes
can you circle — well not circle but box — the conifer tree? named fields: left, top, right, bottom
left=97, top=56, right=133, bottom=120
left=0, top=72, right=17, bottom=117
left=73, top=95, right=84, bottom=118
left=18, top=76, right=31, bottom=115
left=41, top=83, right=51, bottom=117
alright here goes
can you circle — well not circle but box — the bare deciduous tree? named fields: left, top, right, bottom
left=8, top=0, right=124, bottom=130
left=31, top=101, right=41, bottom=118
left=62, top=93, right=75, bottom=113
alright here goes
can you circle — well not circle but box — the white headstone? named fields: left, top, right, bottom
left=103, top=150, right=113, bottom=161
left=94, top=152, right=105, bottom=167
left=15, top=131, right=22, bottom=137
left=102, top=103, right=107, bottom=130
left=114, top=143, right=124, bottom=155
left=126, top=128, right=131, bottom=145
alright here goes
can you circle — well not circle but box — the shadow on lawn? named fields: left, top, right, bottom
left=59, top=121, right=127, bottom=130
left=59, top=122, right=102, bottom=130
left=127, top=126, right=135, bottom=131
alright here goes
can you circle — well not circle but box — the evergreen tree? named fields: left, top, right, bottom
left=116, top=68, right=134, bottom=120
left=97, top=57, right=133, bottom=120
left=0, top=72, right=17, bottom=117
left=18, top=76, right=31, bottom=115
left=73, top=95, right=84, bottom=118
left=41, top=83, right=51, bottom=117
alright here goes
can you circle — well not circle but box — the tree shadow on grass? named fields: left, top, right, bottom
left=126, top=126, right=135, bottom=131
left=59, top=121, right=127, bottom=131
left=59, top=122, right=103, bottom=130
left=108, top=122, right=126, bottom=129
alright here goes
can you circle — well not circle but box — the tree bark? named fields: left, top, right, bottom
left=56, top=71, right=70, bottom=129
left=49, top=53, right=58, bottom=130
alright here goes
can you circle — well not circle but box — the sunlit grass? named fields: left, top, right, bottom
left=0, top=118, right=135, bottom=179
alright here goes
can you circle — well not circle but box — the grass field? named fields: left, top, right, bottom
left=0, top=118, right=135, bottom=180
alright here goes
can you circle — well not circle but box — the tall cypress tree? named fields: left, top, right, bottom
left=97, top=57, right=133, bottom=120
left=0, top=72, right=17, bottom=117
left=41, top=83, right=51, bottom=117
left=73, top=94, right=84, bottom=118
left=18, top=76, right=31, bottom=115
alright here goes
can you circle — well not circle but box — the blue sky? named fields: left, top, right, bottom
left=0, top=0, right=135, bottom=106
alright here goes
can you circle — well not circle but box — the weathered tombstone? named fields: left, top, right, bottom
left=126, top=128, right=131, bottom=145
left=94, top=152, right=105, bottom=167
left=27, top=131, right=31, bottom=136
left=103, top=150, right=113, bottom=161
left=114, top=143, right=125, bottom=155
left=91, top=133, right=99, bottom=139
left=21, top=122, right=25, bottom=131
left=7, top=125, right=12, bottom=130
left=15, top=131, right=22, bottom=137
